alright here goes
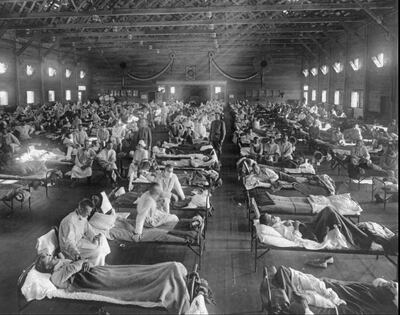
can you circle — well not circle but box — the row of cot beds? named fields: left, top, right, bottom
left=233, top=117, right=398, bottom=281
left=16, top=140, right=220, bottom=314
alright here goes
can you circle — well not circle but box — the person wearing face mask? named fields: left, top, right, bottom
left=156, top=164, right=185, bottom=213
left=58, top=198, right=111, bottom=267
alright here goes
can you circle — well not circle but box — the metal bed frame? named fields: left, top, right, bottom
left=252, top=235, right=398, bottom=276
left=16, top=226, right=205, bottom=314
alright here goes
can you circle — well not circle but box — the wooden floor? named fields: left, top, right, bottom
left=0, top=110, right=398, bottom=314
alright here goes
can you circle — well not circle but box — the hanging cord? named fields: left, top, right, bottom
left=209, top=51, right=259, bottom=82
left=126, top=53, right=175, bottom=81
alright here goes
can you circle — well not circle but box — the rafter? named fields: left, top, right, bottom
left=0, top=2, right=393, bottom=20
left=353, top=0, right=395, bottom=38
left=5, top=16, right=366, bottom=31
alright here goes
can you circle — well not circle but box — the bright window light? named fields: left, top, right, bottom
left=26, top=65, right=34, bottom=76
left=48, top=67, right=56, bottom=77
left=321, top=90, right=327, bottom=103
left=372, top=53, right=385, bottom=68
left=351, top=91, right=360, bottom=108
left=334, top=90, right=341, bottom=105
left=158, top=86, right=165, bottom=93
left=26, top=90, right=34, bottom=104
left=302, top=69, right=309, bottom=77
left=333, top=62, right=344, bottom=73
left=65, top=68, right=72, bottom=78
left=133, top=90, right=138, bottom=97
left=48, top=90, right=55, bottom=102
left=311, top=90, right=316, bottom=101
left=0, top=91, right=8, bottom=105
left=170, top=86, right=175, bottom=94
left=78, top=91, right=82, bottom=102
left=303, top=91, right=308, bottom=105
left=320, top=65, right=329, bottom=75
left=303, top=85, right=309, bottom=91
left=215, top=86, right=222, bottom=94
left=79, top=70, right=86, bottom=79
left=65, top=90, right=71, bottom=101
left=311, top=68, right=318, bottom=76
left=350, top=58, right=361, bottom=71
left=0, top=62, right=7, bottom=74
left=78, top=85, right=86, bottom=91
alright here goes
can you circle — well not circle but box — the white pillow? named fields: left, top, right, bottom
left=328, top=193, right=363, bottom=214
left=21, top=269, right=57, bottom=302
left=257, top=224, right=284, bottom=238
left=36, top=230, right=58, bottom=255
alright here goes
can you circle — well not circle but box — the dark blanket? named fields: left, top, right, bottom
left=324, top=279, right=397, bottom=315
left=305, top=207, right=372, bottom=249
left=71, top=262, right=190, bottom=314
left=270, top=266, right=397, bottom=315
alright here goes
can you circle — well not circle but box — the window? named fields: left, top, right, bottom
left=48, top=90, right=55, bottom=102
left=0, top=91, right=8, bottom=105
left=133, top=90, right=138, bottom=97
left=311, top=90, right=316, bottom=101
left=303, top=91, right=308, bottom=105
left=349, top=58, right=361, bottom=71
left=321, top=90, right=327, bottom=103
left=372, top=53, right=385, bottom=68
left=65, top=68, right=72, bottom=78
left=351, top=91, right=360, bottom=108
left=48, top=67, right=56, bottom=77
left=26, top=65, right=34, bottom=76
left=310, top=68, right=318, bottom=76
left=78, top=85, right=86, bottom=91
left=158, top=86, right=165, bottom=93
left=320, top=65, right=329, bottom=75
left=303, top=85, right=309, bottom=91
left=79, top=70, right=86, bottom=79
left=65, top=90, right=71, bottom=101
left=302, top=69, right=309, bottom=77
left=26, top=91, right=34, bottom=104
left=215, top=86, right=221, bottom=94
left=333, top=62, right=343, bottom=73
left=334, top=90, right=342, bottom=105
left=78, top=91, right=82, bottom=102
left=0, top=62, right=7, bottom=74
left=170, top=86, right=175, bottom=94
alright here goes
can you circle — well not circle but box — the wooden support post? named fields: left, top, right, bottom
left=363, top=24, right=368, bottom=117
left=12, top=31, right=20, bottom=106
left=39, top=41, right=45, bottom=104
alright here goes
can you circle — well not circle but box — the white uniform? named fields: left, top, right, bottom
left=59, top=211, right=110, bottom=266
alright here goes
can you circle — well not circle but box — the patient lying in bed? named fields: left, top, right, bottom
left=34, top=254, right=191, bottom=314
left=264, top=265, right=398, bottom=314
left=258, top=207, right=398, bottom=251
left=89, top=185, right=204, bottom=243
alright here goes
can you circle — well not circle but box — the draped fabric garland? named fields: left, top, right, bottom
left=209, top=52, right=259, bottom=82
left=126, top=53, right=175, bottom=81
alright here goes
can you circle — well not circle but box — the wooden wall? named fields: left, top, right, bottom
left=303, top=14, right=398, bottom=121
left=0, top=32, right=90, bottom=111
left=90, top=52, right=302, bottom=103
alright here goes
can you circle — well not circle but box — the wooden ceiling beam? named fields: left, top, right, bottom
left=0, top=2, right=393, bottom=20
left=28, top=27, right=344, bottom=40
left=5, top=16, right=365, bottom=30
left=353, top=0, right=395, bottom=38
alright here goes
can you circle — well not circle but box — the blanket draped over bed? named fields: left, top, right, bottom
left=70, top=262, right=190, bottom=314
left=271, top=266, right=397, bottom=315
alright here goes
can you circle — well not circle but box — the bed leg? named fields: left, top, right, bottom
left=376, top=255, right=379, bottom=260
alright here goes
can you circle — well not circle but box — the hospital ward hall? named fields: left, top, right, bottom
left=0, top=0, right=399, bottom=314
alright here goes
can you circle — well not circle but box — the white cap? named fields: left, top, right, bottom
left=138, top=140, right=146, bottom=147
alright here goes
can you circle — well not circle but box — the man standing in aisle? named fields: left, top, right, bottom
left=209, top=113, right=226, bottom=159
